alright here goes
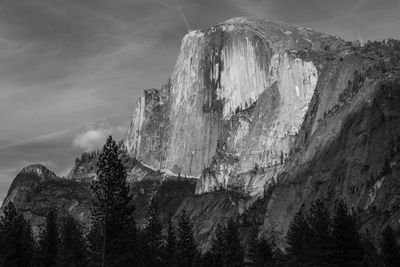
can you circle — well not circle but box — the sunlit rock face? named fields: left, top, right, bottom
left=3, top=164, right=58, bottom=208
left=124, top=17, right=342, bottom=195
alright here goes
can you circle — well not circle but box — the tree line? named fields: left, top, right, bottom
left=1, top=136, right=399, bottom=266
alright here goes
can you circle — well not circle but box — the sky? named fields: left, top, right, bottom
left=0, top=0, right=399, bottom=200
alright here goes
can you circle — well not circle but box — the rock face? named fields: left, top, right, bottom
left=3, top=164, right=58, bottom=209
left=3, top=17, right=400, bottom=251
left=124, top=17, right=342, bottom=195
left=2, top=164, right=92, bottom=234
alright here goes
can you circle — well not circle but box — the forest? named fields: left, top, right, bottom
left=1, top=135, right=399, bottom=267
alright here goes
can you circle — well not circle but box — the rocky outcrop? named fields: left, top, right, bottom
left=2, top=159, right=197, bottom=234
left=2, top=164, right=92, bottom=234
left=124, top=17, right=343, bottom=195
left=3, top=164, right=58, bottom=209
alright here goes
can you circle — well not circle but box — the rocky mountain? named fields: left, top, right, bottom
left=124, top=17, right=343, bottom=196
left=2, top=17, right=400, bottom=249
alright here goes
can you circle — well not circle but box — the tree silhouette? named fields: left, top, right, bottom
left=176, top=210, right=197, bottom=267
left=286, top=209, right=310, bottom=265
left=164, top=217, right=177, bottom=267
left=332, top=200, right=363, bottom=267
left=56, top=215, right=89, bottom=267
left=36, top=209, right=59, bottom=267
left=224, top=219, right=244, bottom=267
left=209, top=223, right=225, bottom=267
left=91, top=135, right=136, bottom=267
left=144, top=198, right=165, bottom=267
left=0, top=202, right=34, bottom=267
left=381, top=226, right=400, bottom=267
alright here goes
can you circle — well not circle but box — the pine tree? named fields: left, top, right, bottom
left=247, top=227, right=258, bottom=266
left=332, top=200, right=363, bottom=267
left=165, top=217, right=177, bottom=267
left=209, top=223, right=225, bottom=267
left=176, top=210, right=197, bottom=267
left=253, top=236, right=274, bottom=267
left=36, top=209, right=60, bottom=267
left=306, top=200, right=334, bottom=266
left=144, top=198, right=165, bottom=267
left=360, top=231, right=384, bottom=267
left=224, top=219, right=244, bottom=267
left=90, top=135, right=136, bottom=267
left=56, top=215, right=89, bottom=267
left=87, top=222, right=103, bottom=267
left=381, top=226, right=400, bottom=267
left=286, top=209, right=310, bottom=265
left=0, top=202, right=34, bottom=267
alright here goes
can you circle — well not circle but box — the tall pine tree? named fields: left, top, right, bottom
left=209, top=223, right=225, bottom=267
left=360, top=231, right=384, bottom=267
left=381, top=225, right=400, bottom=267
left=286, top=209, right=310, bottom=266
left=164, top=217, right=177, bottom=267
left=144, top=198, right=165, bottom=267
left=56, top=215, right=89, bottom=267
left=246, top=227, right=258, bottom=266
left=331, top=200, right=363, bottom=267
left=306, top=200, right=335, bottom=267
left=0, top=202, right=34, bottom=267
left=224, top=219, right=244, bottom=267
left=176, top=210, right=197, bottom=267
left=90, top=135, right=136, bottom=267
left=36, top=209, right=60, bottom=267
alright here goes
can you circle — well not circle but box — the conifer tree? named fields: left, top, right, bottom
left=165, top=217, right=177, bottom=267
left=176, top=210, right=197, bottom=267
left=209, top=223, right=225, bottom=267
left=247, top=227, right=258, bottom=266
left=306, top=200, right=334, bottom=266
left=332, top=200, right=363, bottom=267
left=36, top=209, right=60, bottom=267
left=144, top=198, right=165, bottom=267
left=0, top=202, right=34, bottom=267
left=91, top=135, right=136, bottom=267
left=381, top=226, right=400, bottom=267
left=286, top=209, right=310, bottom=265
left=360, top=231, right=384, bottom=267
left=56, top=215, right=89, bottom=267
left=253, top=236, right=274, bottom=267
left=224, top=218, right=244, bottom=267
left=87, top=222, right=104, bottom=267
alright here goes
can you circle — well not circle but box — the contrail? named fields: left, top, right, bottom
left=172, top=0, right=191, bottom=32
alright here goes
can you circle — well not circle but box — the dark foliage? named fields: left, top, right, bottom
left=176, top=210, right=197, bottom=267
left=381, top=226, right=400, bottom=267
left=36, top=209, right=60, bottom=267
left=331, top=200, right=363, bottom=267
left=90, top=135, right=137, bottom=267
left=286, top=209, right=310, bottom=265
left=143, top=199, right=165, bottom=267
left=0, top=202, right=34, bottom=267
left=164, top=217, right=178, bottom=267
left=56, top=215, right=89, bottom=267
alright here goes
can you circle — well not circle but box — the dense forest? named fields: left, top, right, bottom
left=1, top=135, right=399, bottom=267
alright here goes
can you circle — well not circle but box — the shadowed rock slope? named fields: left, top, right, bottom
left=2, top=18, right=400, bottom=250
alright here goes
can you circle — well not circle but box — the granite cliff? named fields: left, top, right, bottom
left=124, top=17, right=342, bottom=195
left=3, top=17, right=400, bottom=249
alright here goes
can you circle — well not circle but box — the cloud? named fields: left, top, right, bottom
left=73, top=129, right=110, bottom=152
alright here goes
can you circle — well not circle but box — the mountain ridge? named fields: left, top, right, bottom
left=3, top=17, right=400, bottom=249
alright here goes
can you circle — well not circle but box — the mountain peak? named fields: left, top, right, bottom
left=19, top=164, right=58, bottom=181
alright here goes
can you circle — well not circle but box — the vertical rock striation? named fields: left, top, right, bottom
left=124, top=17, right=342, bottom=195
